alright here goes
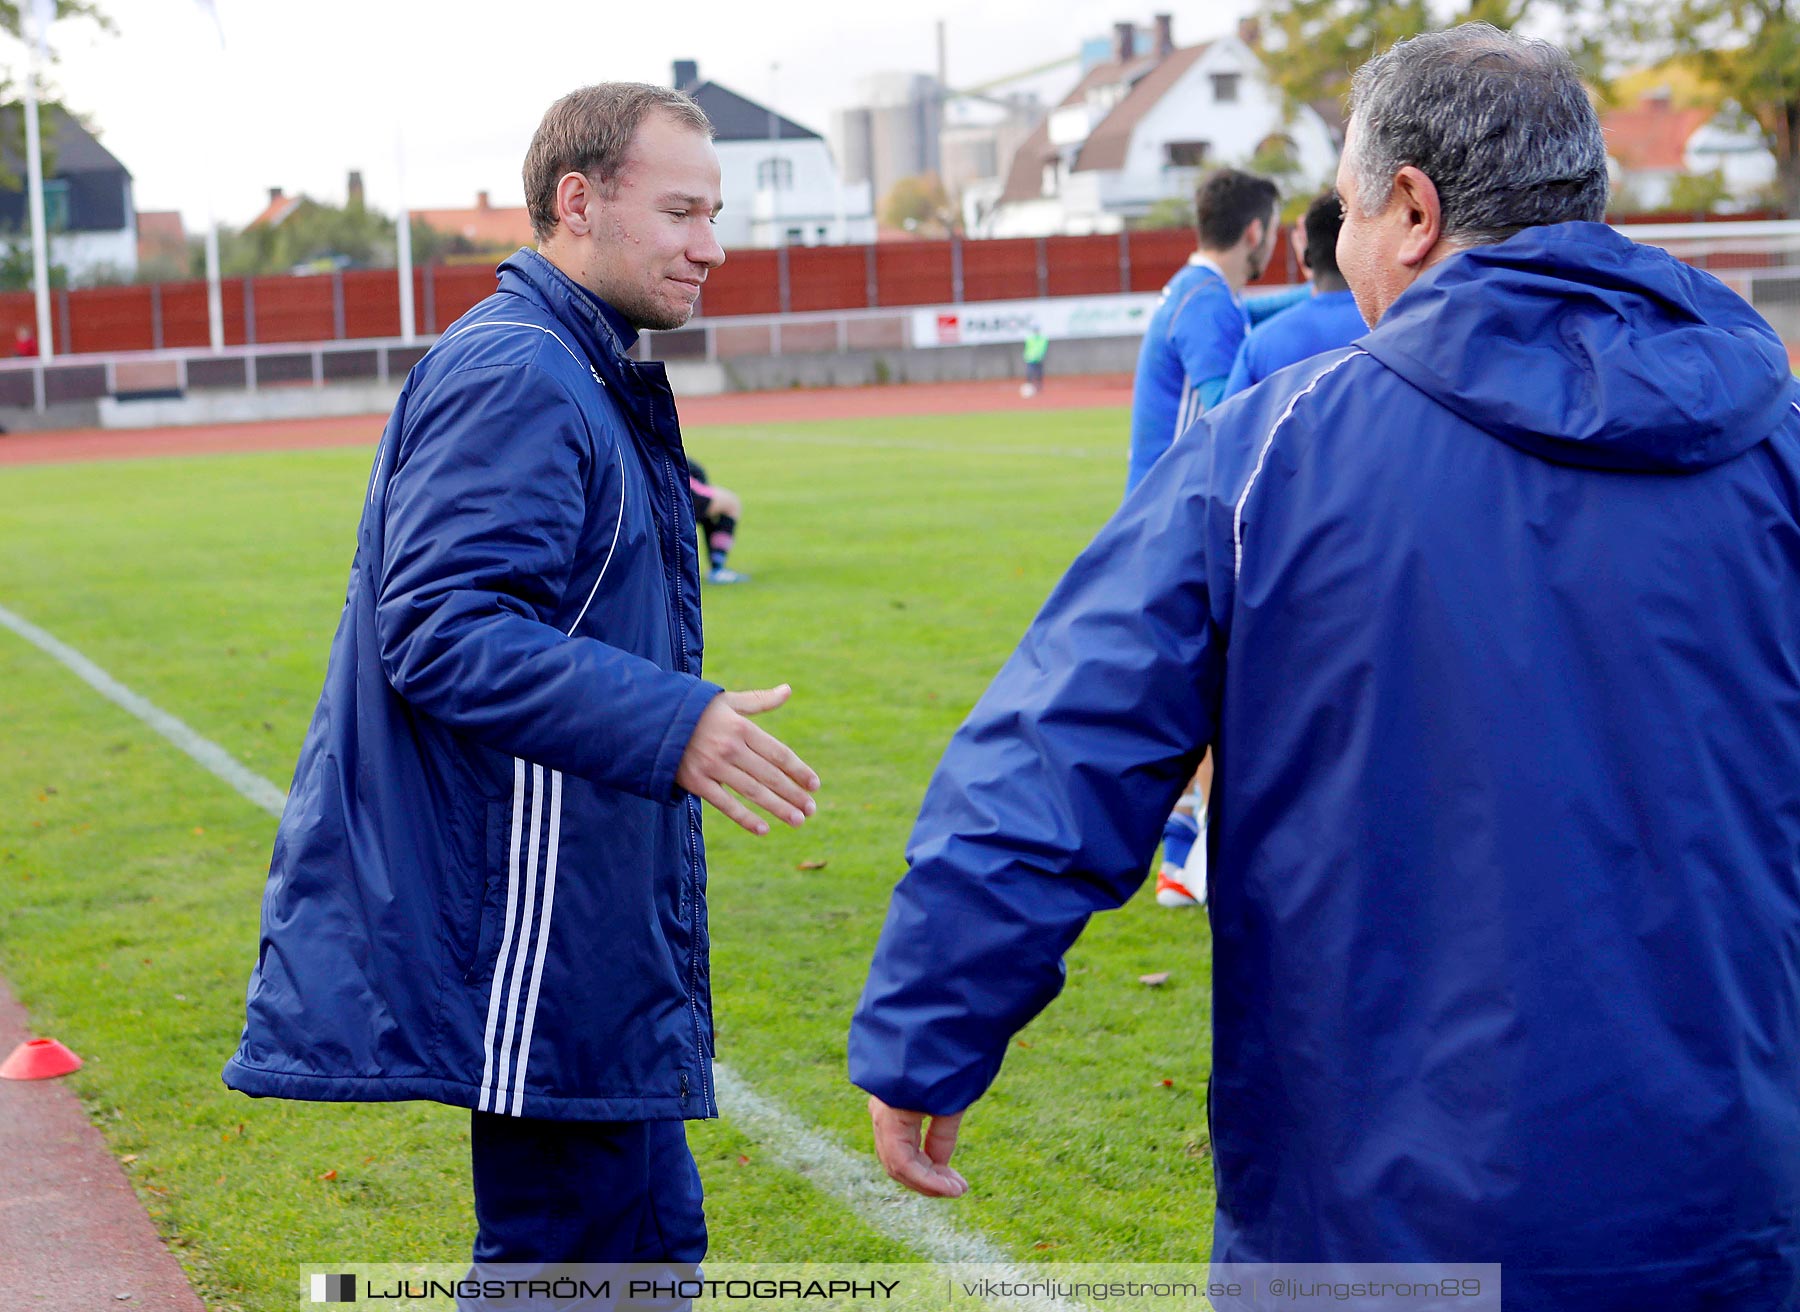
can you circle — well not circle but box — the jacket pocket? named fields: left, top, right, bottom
left=460, top=790, right=518, bottom=984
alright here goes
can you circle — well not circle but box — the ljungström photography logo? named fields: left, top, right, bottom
left=308, top=1273, right=355, bottom=1303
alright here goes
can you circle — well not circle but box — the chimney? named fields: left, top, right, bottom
left=476, top=190, right=491, bottom=211
left=346, top=170, right=365, bottom=208
left=673, top=59, right=698, bottom=90
left=1113, top=20, right=1137, bottom=63
left=1237, top=16, right=1262, bottom=47
left=1154, top=13, right=1175, bottom=58
left=267, top=186, right=284, bottom=204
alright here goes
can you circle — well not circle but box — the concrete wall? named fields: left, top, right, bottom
left=0, top=340, right=1132, bottom=432
left=717, top=334, right=1139, bottom=391
left=97, top=380, right=405, bottom=430
left=0, top=399, right=102, bottom=432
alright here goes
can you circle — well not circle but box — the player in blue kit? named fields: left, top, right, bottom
left=1223, top=189, right=1368, bottom=399
left=1124, top=169, right=1299, bottom=495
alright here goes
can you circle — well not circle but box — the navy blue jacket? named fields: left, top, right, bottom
left=224, top=250, right=723, bottom=1121
left=851, top=223, right=1800, bottom=1306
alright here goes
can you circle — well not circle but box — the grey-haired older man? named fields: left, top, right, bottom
left=850, top=25, right=1800, bottom=1310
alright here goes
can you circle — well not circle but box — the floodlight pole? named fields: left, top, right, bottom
left=23, top=3, right=53, bottom=375
left=396, top=125, right=416, bottom=344
left=768, top=62, right=782, bottom=249
left=201, top=3, right=226, bottom=351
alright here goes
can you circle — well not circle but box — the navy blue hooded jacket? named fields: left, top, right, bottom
left=851, top=223, right=1800, bottom=1307
left=224, top=250, right=723, bottom=1121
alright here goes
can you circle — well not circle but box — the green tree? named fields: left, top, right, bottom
left=880, top=173, right=956, bottom=236
left=0, top=1, right=115, bottom=186
left=1134, top=195, right=1196, bottom=229
left=1630, top=1, right=1800, bottom=217
left=215, top=198, right=393, bottom=276
left=1256, top=0, right=1800, bottom=216
left=208, top=201, right=465, bottom=278
left=1666, top=166, right=1731, bottom=212
left=0, top=233, right=64, bottom=289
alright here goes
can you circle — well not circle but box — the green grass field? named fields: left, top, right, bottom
left=0, top=407, right=1217, bottom=1310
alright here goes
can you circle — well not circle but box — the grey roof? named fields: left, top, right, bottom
left=682, top=80, right=820, bottom=142
left=0, top=105, right=129, bottom=177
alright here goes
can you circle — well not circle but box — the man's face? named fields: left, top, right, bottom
left=1334, top=122, right=1408, bottom=325
left=1246, top=204, right=1281, bottom=281
left=570, top=111, right=725, bottom=331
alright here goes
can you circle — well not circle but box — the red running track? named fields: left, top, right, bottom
left=0, top=976, right=206, bottom=1309
left=0, top=375, right=1135, bottom=467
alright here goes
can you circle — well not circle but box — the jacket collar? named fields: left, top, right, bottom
left=495, top=248, right=639, bottom=374
left=494, top=247, right=680, bottom=442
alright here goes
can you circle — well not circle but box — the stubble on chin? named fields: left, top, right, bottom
left=613, top=289, right=694, bottom=334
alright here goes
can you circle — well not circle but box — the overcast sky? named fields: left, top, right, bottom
left=39, top=0, right=1254, bottom=232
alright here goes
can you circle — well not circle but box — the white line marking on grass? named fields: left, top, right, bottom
left=713, top=1065, right=1086, bottom=1310
left=0, top=601, right=289, bottom=818
left=0, top=598, right=1084, bottom=1308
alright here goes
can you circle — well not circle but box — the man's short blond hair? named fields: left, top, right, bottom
left=523, top=83, right=714, bottom=242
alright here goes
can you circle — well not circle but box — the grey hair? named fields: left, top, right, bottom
left=1345, top=23, right=1609, bottom=246
left=524, top=83, right=714, bottom=242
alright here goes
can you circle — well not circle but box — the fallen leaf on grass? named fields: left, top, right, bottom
left=319, top=1169, right=338, bottom=1181
left=796, top=859, right=828, bottom=871
left=1015, top=1040, right=1033, bottom=1049
left=737, top=1155, right=751, bottom=1166
left=1138, top=971, right=1171, bottom=986
left=1157, top=1078, right=1175, bottom=1088
left=1033, top=1241, right=1061, bottom=1251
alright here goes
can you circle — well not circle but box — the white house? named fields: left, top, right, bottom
left=1603, top=89, right=1778, bottom=212
left=976, top=16, right=1338, bottom=238
left=675, top=61, right=875, bottom=249
left=0, top=107, right=137, bottom=284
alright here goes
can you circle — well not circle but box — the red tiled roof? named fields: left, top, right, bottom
left=247, top=191, right=304, bottom=229
left=998, top=58, right=1145, bottom=206
left=998, top=42, right=1215, bottom=205
left=410, top=198, right=533, bottom=250
left=1074, top=43, right=1211, bottom=172
left=1602, top=99, right=1713, bottom=172
left=135, top=210, right=186, bottom=264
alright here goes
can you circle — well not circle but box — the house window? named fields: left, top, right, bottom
left=785, top=225, right=805, bottom=244
left=757, top=158, right=793, bottom=191
left=1211, top=72, right=1241, bottom=103
left=42, top=180, right=70, bottom=231
left=1165, top=140, right=1211, bottom=168
left=1041, top=157, right=1060, bottom=197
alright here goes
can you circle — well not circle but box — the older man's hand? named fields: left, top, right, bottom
left=868, top=1095, right=969, bottom=1197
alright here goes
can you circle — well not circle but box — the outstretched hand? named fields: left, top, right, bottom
left=676, top=685, right=819, bottom=836
left=868, top=1095, right=969, bottom=1198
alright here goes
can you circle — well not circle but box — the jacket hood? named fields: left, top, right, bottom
left=1360, top=222, right=1797, bottom=472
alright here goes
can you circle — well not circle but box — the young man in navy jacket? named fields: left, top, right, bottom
left=224, top=84, right=819, bottom=1270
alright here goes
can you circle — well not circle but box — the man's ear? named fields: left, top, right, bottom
left=1390, top=165, right=1443, bottom=269
left=555, top=171, right=597, bottom=237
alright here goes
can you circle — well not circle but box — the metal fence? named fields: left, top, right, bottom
left=0, top=229, right=1302, bottom=359
left=4, top=221, right=1794, bottom=414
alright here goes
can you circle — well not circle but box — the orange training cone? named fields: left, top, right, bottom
left=0, top=1037, right=83, bottom=1080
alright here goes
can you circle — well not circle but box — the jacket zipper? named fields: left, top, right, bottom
left=649, top=383, right=714, bottom=1116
